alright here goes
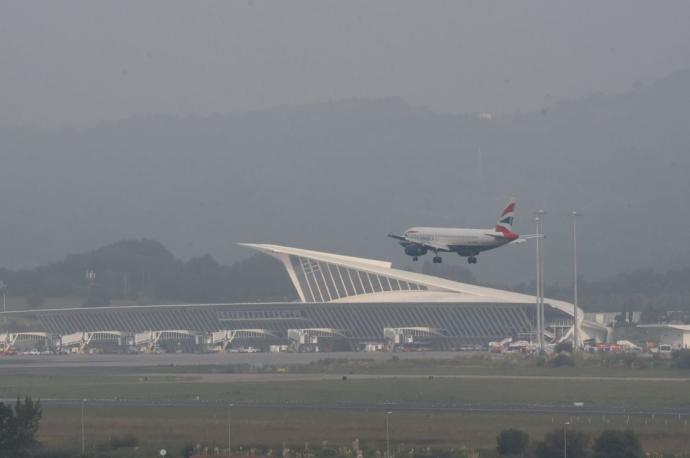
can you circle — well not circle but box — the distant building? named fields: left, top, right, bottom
left=585, top=312, right=641, bottom=327
left=638, top=324, right=690, bottom=350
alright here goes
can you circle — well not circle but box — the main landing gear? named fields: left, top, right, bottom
left=467, top=256, right=478, bottom=264
left=432, top=256, right=443, bottom=264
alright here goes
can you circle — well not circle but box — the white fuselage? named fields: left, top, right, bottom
left=404, top=227, right=509, bottom=255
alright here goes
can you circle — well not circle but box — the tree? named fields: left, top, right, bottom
left=640, top=303, right=665, bottom=324
left=534, top=428, right=589, bottom=458
left=554, top=341, right=572, bottom=354
left=421, top=261, right=476, bottom=284
left=672, top=349, right=690, bottom=369
left=0, top=396, right=42, bottom=457
left=549, top=352, right=575, bottom=367
left=496, top=428, right=529, bottom=456
left=593, top=429, right=643, bottom=458
left=26, top=292, right=45, bottom=308
left=83, top=282, right=111, bottom=307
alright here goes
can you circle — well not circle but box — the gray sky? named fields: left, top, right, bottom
left=2, top=1, right=690, bottom=128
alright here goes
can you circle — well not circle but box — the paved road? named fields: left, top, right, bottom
left=0, top=351, right=466, bottom=374
left=177, top=373, right=690, bottom=383
left=11, top=398, right=690, bottom=418
left=3, top=352, right=690, bottom=383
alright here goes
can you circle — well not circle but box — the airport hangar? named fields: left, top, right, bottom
left=3, top=244, right=607, bottom=352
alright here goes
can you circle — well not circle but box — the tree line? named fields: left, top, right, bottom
left=512, top=266, right=690, bottom=318
left=496, top=427, right=644, bottom=458
left=2, top=238, right=690, bottom=318
left=0, top=239, right=296, bottom=307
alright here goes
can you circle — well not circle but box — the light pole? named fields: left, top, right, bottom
left=534, top=214, right=541, bottom=349
left=539, top=214, right=544, bottom=351
left=0, top=281, right=7, bottom=322
left=228, top=403, right=233, bottom=454
left=81, top=398, right=87, bottom=455
left=571, top=211, right=581, bottom=351
left=563, top=421, right=570, bottom=458
left=534, top=210, right=546, bottom=351
left=386, top=411, right=392, bottom=458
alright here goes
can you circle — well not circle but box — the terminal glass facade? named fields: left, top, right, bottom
left=289, top=254, right=428, bottom=302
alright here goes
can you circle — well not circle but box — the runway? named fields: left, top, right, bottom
left=13, top=397, right=690, bottom=418
left=4, top=352, right=690, bottom=420
left=0, top=350, right=467, bottom=373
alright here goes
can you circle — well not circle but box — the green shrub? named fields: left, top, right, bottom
left=549, top=352, right=574, bottom=367
left=554, top=342, right=572, bottom=353
left=673, top=349, right=690, bottom=369
left=496, top=428, right=529, bottom=456
left=593, top=429, right=643, bottom=458
left=109, top=433, right=138, bottom=448
left=535, top=429, right=589, bottom=458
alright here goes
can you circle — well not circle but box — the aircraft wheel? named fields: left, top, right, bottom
left=413, top=256, right=418, bottom=261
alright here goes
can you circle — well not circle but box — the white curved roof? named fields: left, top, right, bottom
left=239, top=243, right=392, bottom=270
left=240, top=243, right=576, bottom=314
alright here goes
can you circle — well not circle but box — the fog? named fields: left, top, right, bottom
left=2, top=1, right=690, bottom=285
left=3, top=1, right=690, bottom=128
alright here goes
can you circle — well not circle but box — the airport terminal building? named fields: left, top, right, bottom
left=1, top=244, right=604, bottom=352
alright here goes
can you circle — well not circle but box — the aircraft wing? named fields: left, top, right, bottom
left=387, top=233, right=407, bottom=242
left=415, top=240, right=450, bottom=252
left=486, top=233, right=544, bottom=240
left=388, top=234, right=450, bottom=252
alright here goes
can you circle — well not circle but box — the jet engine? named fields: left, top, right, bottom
left=404, top=245, right=427, bottom=257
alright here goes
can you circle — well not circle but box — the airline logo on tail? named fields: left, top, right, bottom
left=495, top=199, right=518, bottom=239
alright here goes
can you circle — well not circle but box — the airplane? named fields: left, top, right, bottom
left=388, top=198, right=538, bottom=265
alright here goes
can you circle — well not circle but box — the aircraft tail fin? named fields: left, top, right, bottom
left=495, top=198, right=517, bottom=237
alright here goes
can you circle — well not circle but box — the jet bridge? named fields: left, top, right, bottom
left=60, top=331, right=132, bottom=353
left=384, top=327, right=449, bottom=351
left=134, top=330, right=202, bottom=353
left=287, top=328, right=352, bottom=352
left=210, top=329, right=279, bottom=351
left=0, top=332, right=59, bottom=352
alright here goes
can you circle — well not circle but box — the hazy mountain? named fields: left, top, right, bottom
left=0, top=239, right=296, bottom=305
left=1, top=68, right=689, bottom=284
